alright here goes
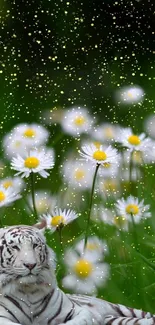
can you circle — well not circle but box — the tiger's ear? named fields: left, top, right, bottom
left=33, top=218, right=47, bottom=233
left=0, top=227, right=6, bottom=239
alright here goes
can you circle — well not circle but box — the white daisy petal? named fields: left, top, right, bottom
left=3, top=123, right=49, bottom=159
left=116, top=195, right=151, bottom=224
left=41, top=208, right=78, bottom=232
left=116, top=85, right=144, bottom=104
left=117, top=127, right=152, bottom=153
left=0, top=186, right=21, bottom=207
left=62, top=247, right=110, bottom=294
left=60, top=107, right=94, bottom=137
left=79, top=144, right=118, bottom=166
left=11, top=148, right=54, bottom=179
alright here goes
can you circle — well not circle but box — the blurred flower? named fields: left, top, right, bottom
left=3, top=133, right=28, bottom=159
left=98, top=154, right=120, bottom=178
left=98, top=178, right=120, bottom=198
left=38, top=146, right=55, bottom=162
left=0, top=186, right=21, bottom=207
left=120, top=166, right=141, bottom=183
left=27, top=190, right=57, bottom=215
left=112, top=215, right=129, bottom=231
left=92, top=205, right=129, bottom=231
left=93, top=123, right=121, bottom=143
left=75, top=236, right=109, bottom=261
left=60, top=107, right=94, bottom=136
left=0, top=176, right=25, bottom=193
left=12, top=123, right=49, bottom=147
left=116, top=85, right=144, bottom=104
left=79, top=144, right=118, bottom=166
left=62, top=159, right=94, bottom=190
left=62, top=248, right=110, bottom=295
left=118, top=127, right=151, bottom=152
left=92, top=206, right=114, bottom=224
left=11, top=148, right=54, bottom=178
left=116, top=196, right=151, bottom=223
left=3, top=124, right=49, bottom=159
left=42, top=208, right=78, bottom=232
left=144, top=114, right=155, bottom=139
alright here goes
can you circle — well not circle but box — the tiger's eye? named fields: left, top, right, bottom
left=12, top=245, right=20, bottom=251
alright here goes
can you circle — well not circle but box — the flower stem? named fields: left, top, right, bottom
left=130, top=212, right=139, bottom=252
left=0, top=208, right=4, bottom=227
left=129, top=151, right=134, bottom=194
left=30, top=172, right=38, bottom=221
left=84, top=164, right=100, bottom=251
left=52, top=132, right=64, bottom=146
left=57, top=225, right=64, bottom=254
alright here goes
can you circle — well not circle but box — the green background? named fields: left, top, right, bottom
left=0, top=0, right=155, bottom=317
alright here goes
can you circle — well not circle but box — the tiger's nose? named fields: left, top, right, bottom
left=23, top=263, right=36, bottom=270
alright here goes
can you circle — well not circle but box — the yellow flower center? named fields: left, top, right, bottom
left=86, top=243, right=98, bottom=251
left=74, top=116, right=85, bottom=126
left=128, top=135, right=141, bottom=146
left=2, top=181, right=13, bottom=189
left=24, top=157, right=39, bottom=168
left=103, top=162, right=111, bottom=168
left=74, top=169, right=85, bottom=180
left=74, top=259, right=93, bottom=278
left=104, top=180, right=117, bottom=192
left=93, top=141, right=101, bottom=149
left=0, top=191, right=6, bottom=202
left=125, top=204, right=139, bottom=215
left=24, top=128, right=36, bottom=138
left=37, top=199, right=49, bottom=213
left=51, top=215, right=65, bottom=227
left=132, top=151, right=142, bottom=164
left=105, top=128, right=114, bottom=139
left=114, top=216, right=126, bottom=226
left=15, top=140, right=22, bottom=148
left=93, top=150, right=107, bottom=161
left=127, top=91, right=134, bottom=98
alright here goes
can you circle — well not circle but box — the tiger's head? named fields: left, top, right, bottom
left=0, top=223, right=56, bottom=294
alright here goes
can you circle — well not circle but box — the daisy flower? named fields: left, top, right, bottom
left=92, top=205, right=114, bottom=225
left=118, top=127, right=151, bottom=152
left=116, top=196, right=151, bottom=223
left=11, top=148, right=54, bottom=178
left=0, top=186, right=21, bottom=207
left=79, top=144, right=118, bottom=166
left=62, top=248, right=110, bottom=295
left=122, top=150, right=144, bottom=166
left=92, top=205, right=129, bottom=231
left=120, top=167, right=141, bottom=183
left=27, top=190, right=57, bottom=215
left=98, top=154, right=120, bottom=178
left=3, top=124, right=49, bottom=159
left=62, top=159, right=94, bottom=190
left=144, top=114, right=155, bottom=139
left=61, top=107, right=94, bottom=136
left=41, top=208, right=78, bottom=232
left=0, top=177, right=25, bottom=193
left=12, top=123, right=49, bottom=147
left=75, top=236, right=109, bottom=262
left=93, top=123, right=121, bottom=143
left=3, top=132, right=29, bottom=159
left=116, top=85, right=144, bottom=104
left=98, top=178, right=120, bottom=198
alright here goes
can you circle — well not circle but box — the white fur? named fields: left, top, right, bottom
left=0, top=225, right=154, bottom=325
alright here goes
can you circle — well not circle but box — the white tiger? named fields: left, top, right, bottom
left=0, top=223, right=154, bottom=325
